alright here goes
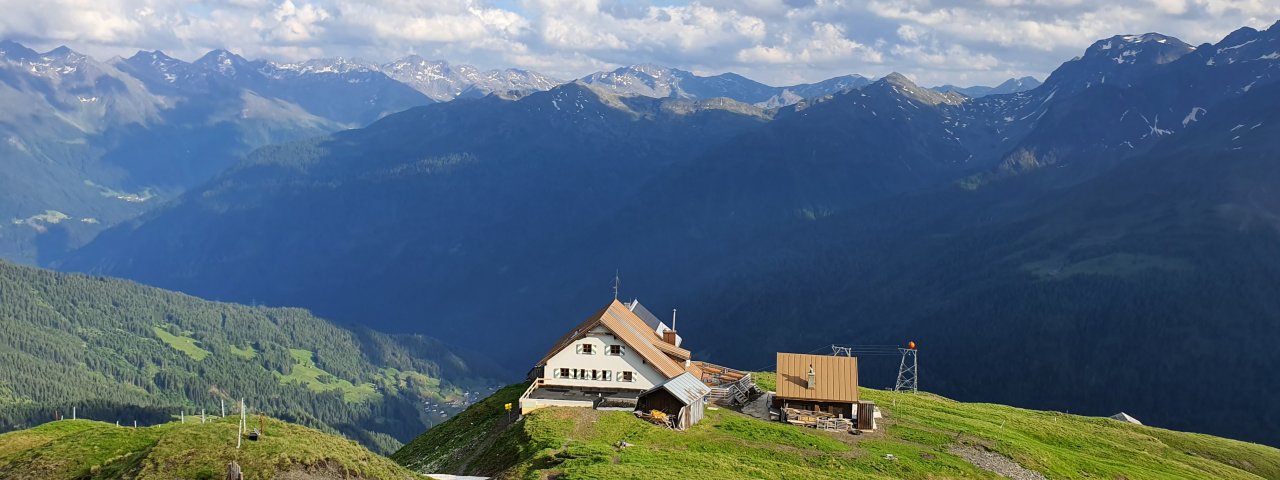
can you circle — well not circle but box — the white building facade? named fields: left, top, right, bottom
left=519, top=299, right=697, bottom=415
left=541, top=325, right=669, bottom=391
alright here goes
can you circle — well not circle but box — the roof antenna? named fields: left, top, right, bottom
left=613, top=270, right=620, bottom=300
left=671, top=309, right=677, bottom=331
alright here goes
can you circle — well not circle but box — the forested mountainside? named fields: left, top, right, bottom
left=0, top=260, right=500, bottom=454
left=56, top=21, right=1280, bottom=446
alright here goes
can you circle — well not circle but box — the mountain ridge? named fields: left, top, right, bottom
left=933, top=76, right=1042, bottom=97
left=578, top=63, right=873, bottom=107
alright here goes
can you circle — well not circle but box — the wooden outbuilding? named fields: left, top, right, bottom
left=773, top=353, right=859, bottom=419
left=638, top=372, right=711, bottom=430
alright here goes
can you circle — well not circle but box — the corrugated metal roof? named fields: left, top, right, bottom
left=627, top=299, right=684, bottom=348
left=1109, top=412, right=1142, bottom=425
left=647, top=372, right=711, bottom=405
left=627, top=300, right=663, bottom=331
left=775, top=352, right=859, bottom=403
left=536, top=300, right=688, bottom=379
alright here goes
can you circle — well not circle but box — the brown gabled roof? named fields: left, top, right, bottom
left=775, top=353, right=859, bottom=403
left=536, top=300, right=688, bottom=379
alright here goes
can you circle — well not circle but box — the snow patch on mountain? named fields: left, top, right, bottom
left=1182, top=107, right=1206, bottom=127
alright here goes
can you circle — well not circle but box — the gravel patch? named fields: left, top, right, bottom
left=948, top=445, right=1047, bottom=480
left=741, top=392, right=774, bottom=420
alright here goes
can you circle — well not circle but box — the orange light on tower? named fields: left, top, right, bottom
left=907, top=341, right=916, bottom=350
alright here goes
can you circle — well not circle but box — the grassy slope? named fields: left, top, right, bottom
left=0, top=416, right=415, bottom=479
left=395, top=379, right=1280, bottom=480
left=391, top=383, right=529, bottom=474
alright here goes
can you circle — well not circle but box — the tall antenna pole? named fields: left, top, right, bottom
left=671, top=309, right=677, bottom=330
left=613, top=270, right=620, bottom=300
left=894, top=343, right=919, bottom=393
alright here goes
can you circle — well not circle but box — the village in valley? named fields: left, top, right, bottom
left=517, top=297, right=889, bottom=435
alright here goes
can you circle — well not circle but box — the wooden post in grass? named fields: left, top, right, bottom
left=236, top=398, right=247, bottom=449
left=226, top=461, right=243, bottom=480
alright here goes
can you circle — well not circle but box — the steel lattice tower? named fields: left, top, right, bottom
left=895, top=348, right=918, bottom=393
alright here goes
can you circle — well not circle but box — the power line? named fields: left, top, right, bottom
left=745, top=342, right=909, bottom=371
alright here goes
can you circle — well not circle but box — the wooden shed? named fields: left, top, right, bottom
left=772, top=353, right=859, bottom=419
left=638, top=372, right=711, bottom=430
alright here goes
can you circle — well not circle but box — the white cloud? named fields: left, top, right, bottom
left=0, top=0, right=1277, bottom=86
left=736, top=22, right=882, bottom=64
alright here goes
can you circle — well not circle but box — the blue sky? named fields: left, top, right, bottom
left=2, top=0, right=1278, bottom=86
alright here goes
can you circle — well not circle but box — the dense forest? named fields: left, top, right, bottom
left=0, top=260, right=499, bottom=453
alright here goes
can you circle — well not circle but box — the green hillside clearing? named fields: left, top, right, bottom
left=151, top=326, right=211, bottom=361
left=276, top=348, right=381, bottom=403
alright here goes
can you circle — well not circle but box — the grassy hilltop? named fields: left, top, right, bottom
left=394, top=378, right=1280, bottom=479
left=0, top=415, right=415, bottom=479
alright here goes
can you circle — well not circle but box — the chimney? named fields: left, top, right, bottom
left=807, top=364, right=816, bottom=389
left=661, top=308, right=678, bottom=345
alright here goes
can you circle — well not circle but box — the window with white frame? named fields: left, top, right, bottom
left=580, top=343, right=594, bottom=354
left=608, top=345, right=623, bottom=356
left=620, top=371, right=633, bottom=382
left=558, top=368, right=569, bottom=378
